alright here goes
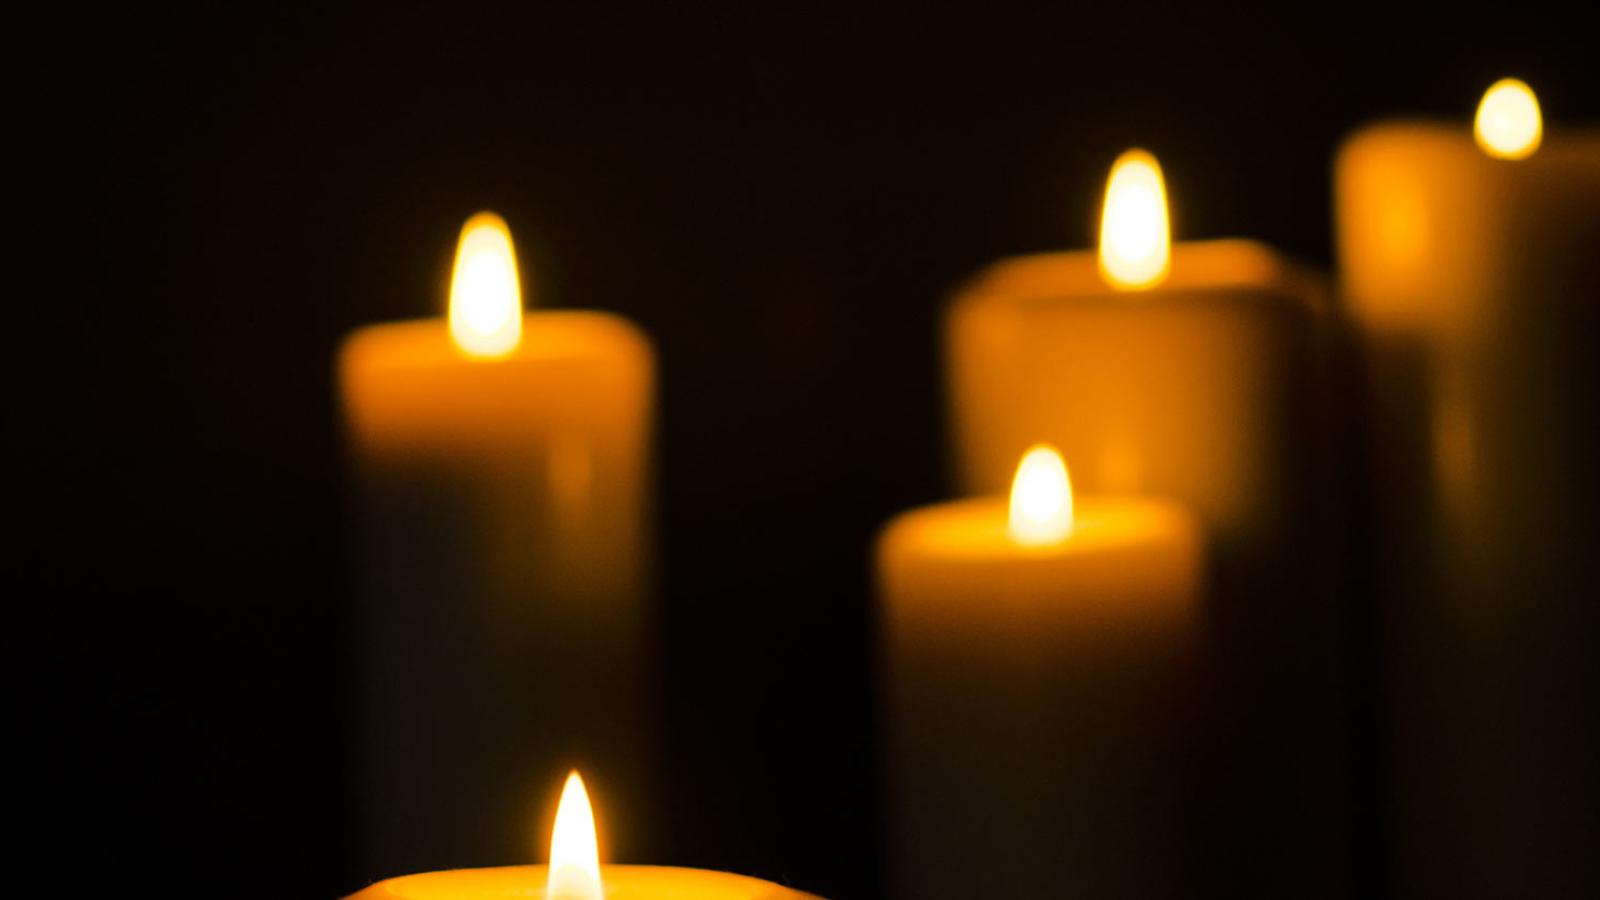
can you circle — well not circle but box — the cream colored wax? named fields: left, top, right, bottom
left=878, top=447, right=1203, bottom=899
left=1337, top=81, right=1600, bottom=899
left=945, top=152, right=1341, bottom=894
left=340, top=214, right=656, bottom=879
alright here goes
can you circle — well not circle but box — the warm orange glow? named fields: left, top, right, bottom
left=1474, top=78, right=1542, bottom=160
left=1098, top=148, right=1171, bottom=291
left=546, top=772, right=602, bottom=900
left=448, top=211, right=524, bottom=358
left=1008, top=444, right=1074, bottom=545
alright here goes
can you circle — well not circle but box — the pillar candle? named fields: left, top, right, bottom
left=944, top=151, right=1342, bottom=896
left=1337, top=79, right=1600, bottom=899
left=340, top=213, right=656, bottom=879
left=348, top=774, right=821, bottom=900
left=878, top=445, right=1204, bottom=899
left=947, top=151, right=1326, bottom=563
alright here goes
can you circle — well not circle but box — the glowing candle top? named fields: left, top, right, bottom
left=344, top=771, right=823, bottom=899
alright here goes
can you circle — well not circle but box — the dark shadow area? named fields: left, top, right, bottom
left=11, top=4, right=1598, bottom=898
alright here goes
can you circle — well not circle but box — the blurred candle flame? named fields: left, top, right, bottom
left=1009, top=444, right=1074, bottom=545
left=546, top=772, right=603, bottom=900
left=448, top=211, right=524, bottom=358
left=1475, top=78, right=1542, bottom=160
left=1098, top=148, right=1171, bottom=290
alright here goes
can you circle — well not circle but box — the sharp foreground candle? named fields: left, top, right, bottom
left=878, top=445, right=1204, bottom=899
left=352, top=867, right=814, bottom=900
left=1337, top=80, right=1600, bottom=900
left=348, top=773, right=821, bottom=900
left=944, top=151, right=1344, bottom=896
left=340, top=214, right=657, bottom=878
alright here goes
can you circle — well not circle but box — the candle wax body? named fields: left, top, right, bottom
left=1338, top=123, right=1600, bottom=899
left=878, top=497, right=1202, bottom=900
left=340, top=311, right=655, bottom=878
left=347, top=865, right=820, bottom=900
left=945, top=240, right=1344, bottom=896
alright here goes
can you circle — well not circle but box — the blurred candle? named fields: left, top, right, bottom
left=945, top=150, right=1342, bottom=894
left=340, top=213, right=656, bottom=879
left=348, top=772, right=821, bottom=900
left=1337, top=80, right=1600, bottom=900
left=948, top=149, right=1325, bottom=597
left=878, top=445, right=1203, bottom=899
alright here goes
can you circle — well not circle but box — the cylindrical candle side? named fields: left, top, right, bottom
left=1337, top=120, right=1600, bottom=900
left=878, top=496, right=1203, bottom=900
left=339, top=311, right=657, bottom=880
left=944, top=240, right=1345, bottom=896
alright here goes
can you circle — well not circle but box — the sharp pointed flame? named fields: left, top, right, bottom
left=448, top=211, right=524, bottom=358
left=1475, top=78, right=1542, bottom=160
left=1008, top=444, right=1074, bottom=545
left=546, top=772, right=603, bottom=900
left=1098, top=148, right=1171, bottom=291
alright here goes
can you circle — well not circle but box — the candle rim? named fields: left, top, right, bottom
left=1339, top=119, right=1600, bottom=160
left=354, top=864, right=821, bottom=900
left=880, top=495, right=1200, bottom=561
left=339, top=309, right=654, bottom=373
left=953, top=238, right=1325, bottom=314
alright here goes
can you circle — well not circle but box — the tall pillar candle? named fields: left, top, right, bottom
left=878, top=445, right=1204, bottom=900
left=1336, top=80, right=1600, bottom=899
left=944, top=151, right=1342, bottom=896
left=340, top=213, right=656, bottom=879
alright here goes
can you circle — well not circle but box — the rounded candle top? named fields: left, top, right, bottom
left=356, top=866, right=818, bottom=900
left=875, top=492, right=1204, bottom=636
left=885, top=494, right=1196, bottom=561
left=345, top=771, right=822, bottom=900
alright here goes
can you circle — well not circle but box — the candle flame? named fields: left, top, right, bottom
left=1474, top=78, right=1542, bottom=160
left=448, top=211, right=524, bottom=358
left=1098, top=148, right=1171, bottom=291
left=1008, top=444, right=1074, bottom=545
left=546, top=772, right=603, bottom=900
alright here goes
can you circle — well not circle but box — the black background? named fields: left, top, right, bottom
left=13, top=3, right=1598, bottom=897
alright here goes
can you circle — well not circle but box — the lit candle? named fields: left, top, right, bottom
left=877, top=445, right=1203, bottom=899
left=947, top=149, right=1325, bottom=589
left=943, top=151, right=1343, bottom=891
left=340, top=213, right=657, bottom=878
left=347, top=772, right=822, bottom=899
left=1337, top=79, right=1600, bottom=899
